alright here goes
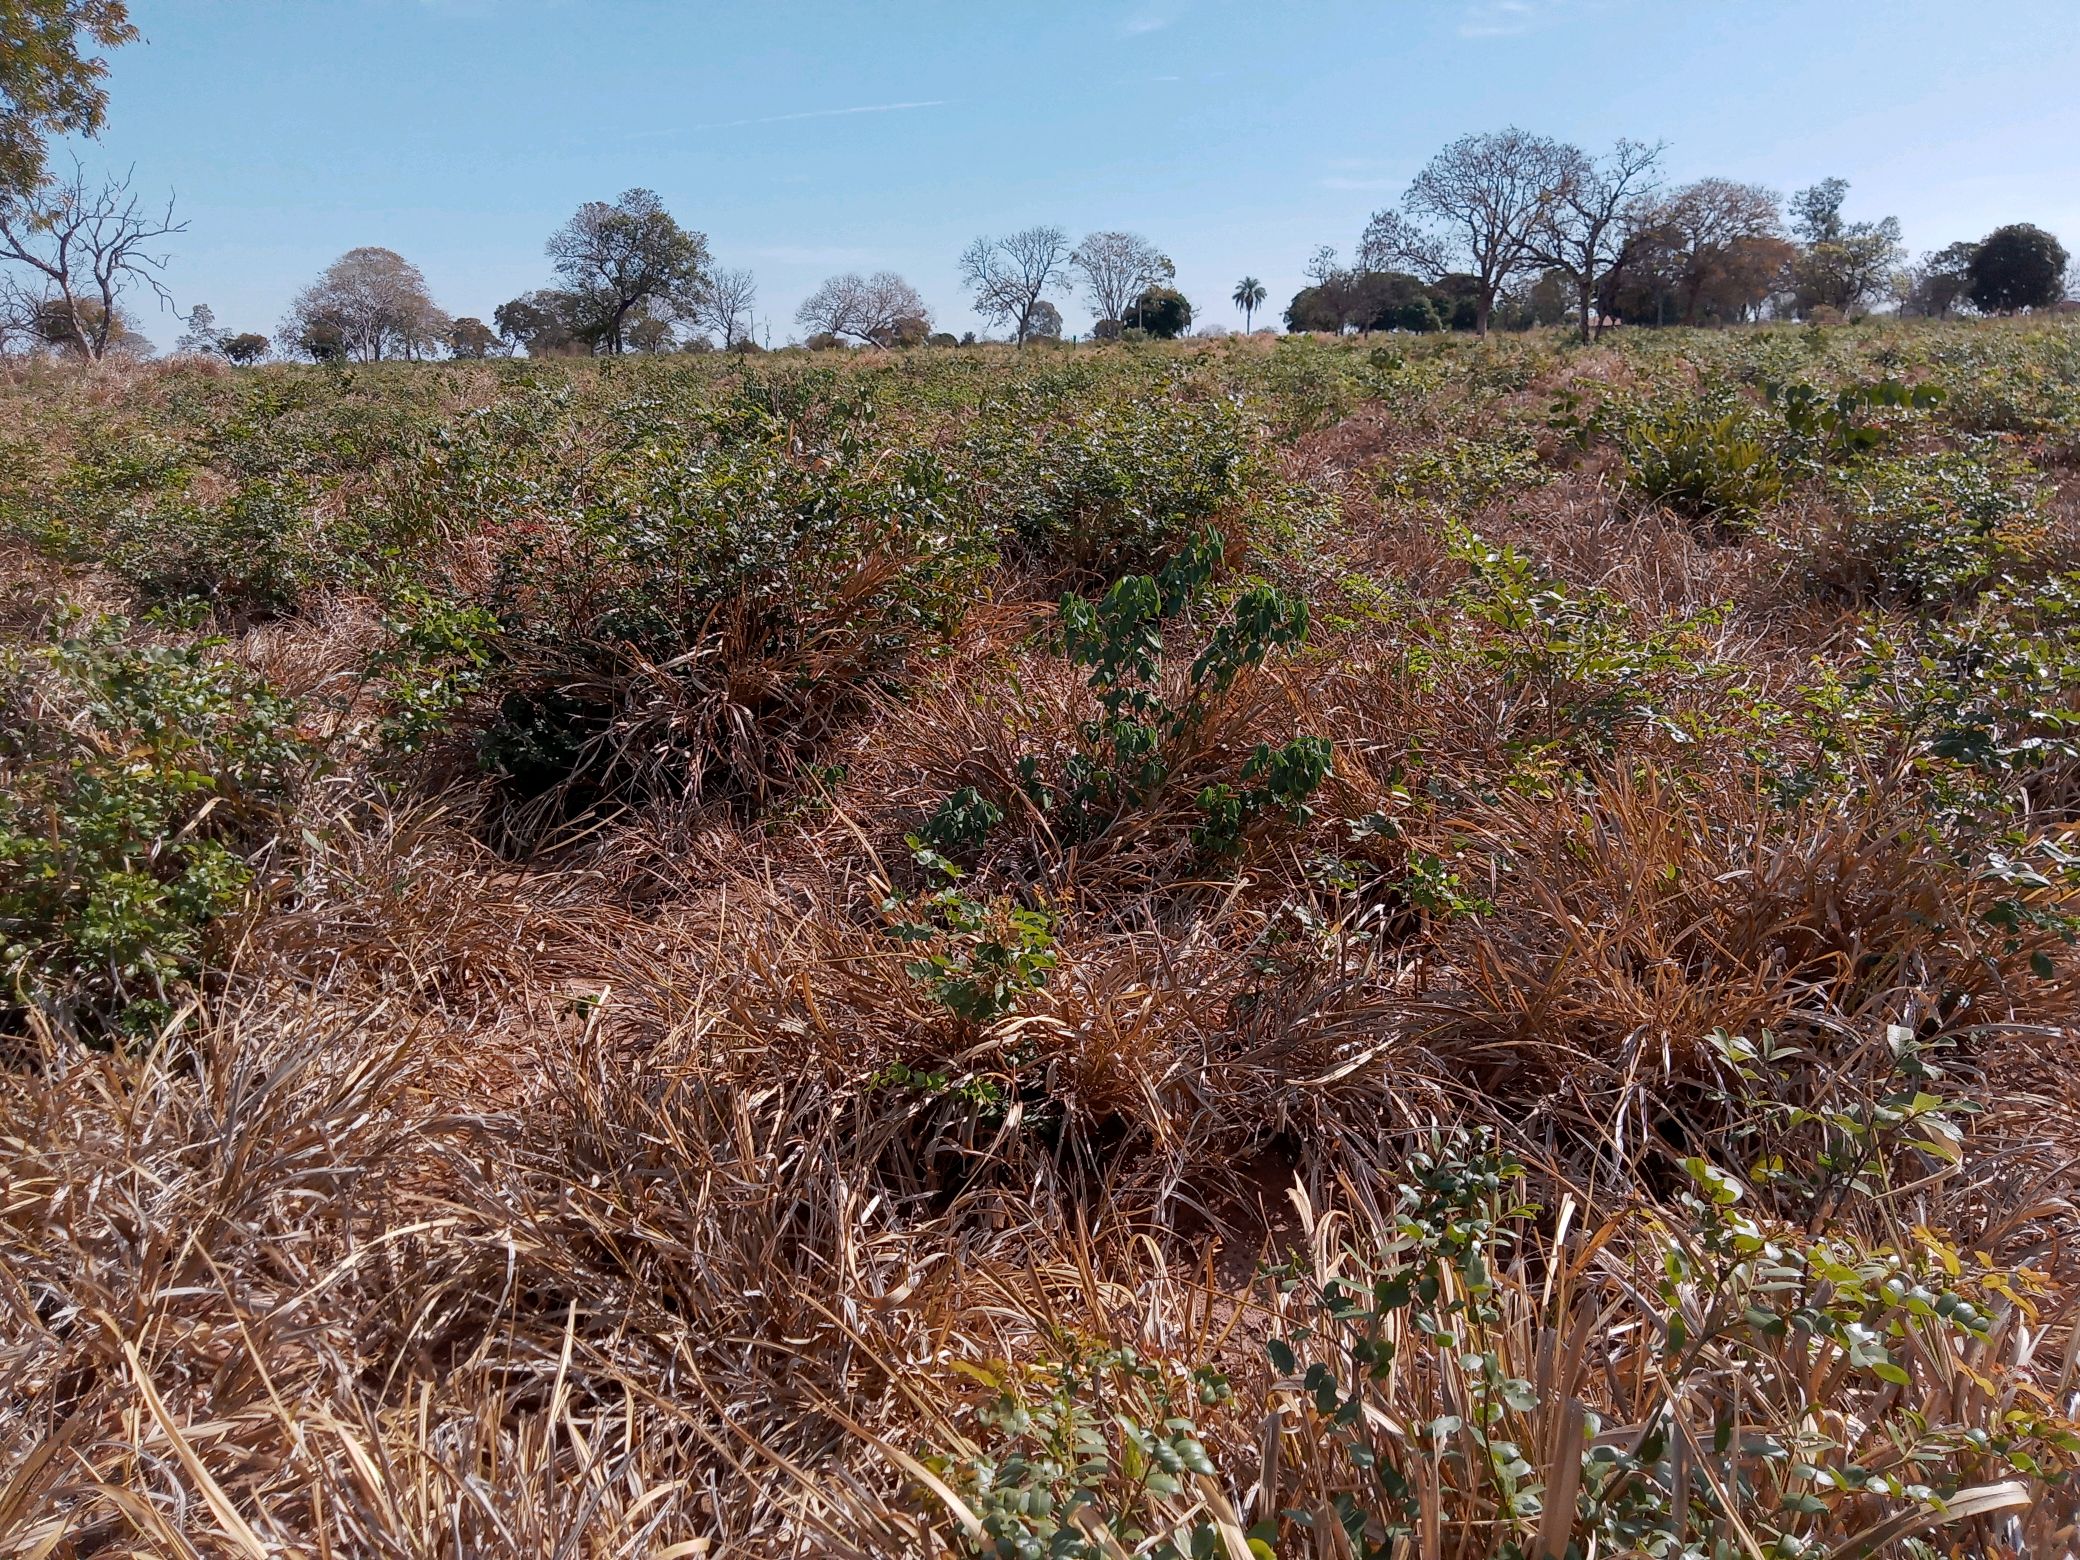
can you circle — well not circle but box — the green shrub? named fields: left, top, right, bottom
left=884, top=843, right=1056, bottom=1026
left=961, top=381, right=1260, bottom=580
left=480, top=400, right=989, bottom=817
left=1765, top=376, right=1944, bottom=468
left=1445, top=526, right=1721, bottom=752
left=1388, top=433, right=1547, bottom=508
left=1804, top=445, right=2042, bottom=609
left=1014, top=532, right=1327, bottom=852
left=1624, top=406, right=1784, bottom=525
left=0, top=613, right=305, bottom=1039
left=926, top=1132, right=2080, bottom=1560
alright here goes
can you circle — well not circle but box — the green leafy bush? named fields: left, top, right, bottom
left=1445, top=526, right=1720, bottom=752
left=1015, top=532, right=1327, bottom=851
left=1765, top=376, right=1944, bottom=468
left=1811, top=446, right=2041, bottom=608
left=481, top=400, right=990, bottom=816
left=1624, top=406, right=1784, bottom=525
left=0, top=613, right=305, bottom=1038
left=927, top=1132, right=2080, bottom=1560
left=937, top=1346, right=1242, bottom=1560
left=960, top=381, right=1260, bottom=580
left=884, top=843, right=1057, bottom=1025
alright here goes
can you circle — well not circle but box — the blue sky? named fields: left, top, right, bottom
left=79, top=0, right=2080, bottom=347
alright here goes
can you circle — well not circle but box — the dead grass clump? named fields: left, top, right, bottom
left=1412, top=768, right=2079, bottom=1180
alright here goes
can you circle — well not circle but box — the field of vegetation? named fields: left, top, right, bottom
left=7, top=319, right=2080, bottom=1557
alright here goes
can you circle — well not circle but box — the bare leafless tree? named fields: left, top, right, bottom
left=795, top=270, right=929, bottom=345
left=0, top=160, right=181, bottom=361
left=960, top=225, right=1071, bottom=344
left=282, top=246, right=450, bottom=362
left=696, top=264, right=758, bottom=349
left=1070, top=230, right=1171, bottom=327
left=1353, top=215, right=1444, bottom=281
left=1526, top=138, right=1665, bottom=342
left=1365, top=127, right=1576, bottom=336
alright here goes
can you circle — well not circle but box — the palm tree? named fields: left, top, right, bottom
left=1232, top=275, right=1267, bottom=332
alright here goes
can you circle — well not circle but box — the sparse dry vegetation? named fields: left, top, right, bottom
left=6, top=321, right=2080, bottom=1557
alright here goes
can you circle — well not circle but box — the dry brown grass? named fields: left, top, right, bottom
left=6, top=327, right=2080, bottom=1556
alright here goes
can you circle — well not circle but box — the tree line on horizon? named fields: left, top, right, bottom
left=1288, top=132, right=2070, bottom=343
left=0, top=9, right=2071, bottom=364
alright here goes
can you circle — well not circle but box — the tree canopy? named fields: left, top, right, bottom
left=1367, top=127, right=1576, bottom=337
left=1967, top=223, right=2069, bottom=314
left=795, top=271, right=930, bottom=346
left=1131, top=284, right=1191, bottom=339
left=1788, top=177, right=1903, bottom=316
left=1071, top=231, right=1171, bottom=328
left=546, top=188, right=709, bottom=355
left=284, top=247, right=449, bottom=362
left=0, top=0, right=134, bottom=200
left=960, top=226, right=1072, bottom=344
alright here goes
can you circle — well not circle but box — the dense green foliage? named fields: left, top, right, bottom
left=0, top=610, right=302, bottom=1036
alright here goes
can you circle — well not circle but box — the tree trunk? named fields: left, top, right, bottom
left=1578, top=276, right=1594, bottom=345
left=1476, top=294, right=1492, bottom=338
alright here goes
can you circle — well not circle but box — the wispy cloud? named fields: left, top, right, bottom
left=636, top=99, right=952, bottom=138
left=1119, top=1, right=1186, bottom=35
left=1458, top=0, right=1548, bottom=38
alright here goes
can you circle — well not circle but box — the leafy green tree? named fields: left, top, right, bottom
left=297, top=317, right=345, bottom=362
left=1231, top=275, right=1266, bottom=331
left=1430, top=273, right=1483, bottom=331
left=1525, top=267, right=1570, bottom=326
left=31, top=292, right=139, bottom=356
left=1967, top=223, right=2069, bottom=314
left=1897, top=240, right=1978, bottom=318
left=0, top=0, right=134, bottom=200
left=546, top=188, right=709, bottom=354
left=1789, top=177, right=1903, bottom=316
left=1284, top=268, right=1438, bottom=334
left=1024, top=299, right=1063, bottom=341
left=219, top=331, right=267, bottom=364
left=447, top=316, right=499, bottom=358
left=625, top=313, right=675, bottom=353
left=493, top=289, right=591, bottom=355
left=174, top=302, right=218, bottom=354
left=1131, top=284, right=1191, bottom=339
